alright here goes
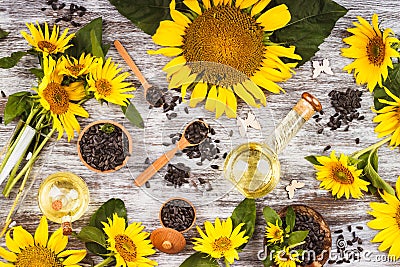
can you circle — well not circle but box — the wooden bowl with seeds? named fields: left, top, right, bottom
left=77, top=120, right=132, bottom=173
left=278, top=205, right=331, bottom=267
left=159, top=197, right=196, bottom=233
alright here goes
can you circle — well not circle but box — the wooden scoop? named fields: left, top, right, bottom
left=114, top=40, right=164, bottom=106
left=134, top=120, right=208, bottom=187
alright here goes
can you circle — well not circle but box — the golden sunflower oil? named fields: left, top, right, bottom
left=38, top=172, right=89, bottom=225
left=224, top=92, right=322, bottom=199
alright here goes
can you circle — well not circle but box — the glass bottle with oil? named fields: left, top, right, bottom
left=224, top=92, right=322, bottom=198
left=38, top=172, right=90, bottom=235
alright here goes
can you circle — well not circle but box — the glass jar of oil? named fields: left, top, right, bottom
left=38, top=172, right=89, bottom=235
left=224, top=92, right=322, bottom=198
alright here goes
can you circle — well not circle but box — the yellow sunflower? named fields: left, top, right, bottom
left=313, top=151, right=369, bottom=199
left=368, top=176, right=400, bottom=260
left=193, top=217, right=249, bottom=265
left=342, top=14, right=400, bottom=92
left=274, top=244, right=302, bottom=267
left=102, top=213, right=157, bottom=267
left=21, top=22, right=75, bottom=55
left=265, top=220, right=284, bottom=244
left=0, top=216, right=86, bottom=267
left=87, top=57, right=135, bottom=106
left=38, top=56, right=89, bottom=141
left=149, top=0, right=301, bottom=118
left=373, top=86, right=400, bottom=147
left=59, top=53, right=96, bottom=78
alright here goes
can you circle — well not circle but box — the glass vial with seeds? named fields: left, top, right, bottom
left=224, top=92, right=322, bottom=199
left=38, top=172, right=90, bottom=235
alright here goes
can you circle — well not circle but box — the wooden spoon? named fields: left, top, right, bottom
left=134, top=120, right=209, bottom=187
left=114, top=40, right=164, bottom=106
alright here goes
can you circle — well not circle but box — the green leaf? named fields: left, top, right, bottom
left=109, top=0, right=172, bottom=35
left=231, top=198, right=256, bottom=249
left=262, top=256, right=274, bottom=267
left=4, top=91, right=33, bottom=124
left=121, top=100, right=144, bottom=128
left=270, top=0, right=347, bottom=65
left=0, top=51, right=27, bottom=69
left=85, top=242, right=109, bottom=256
left=67, top=17, right=107, bottom=58
left=77, top=226, right=107, bottom=247
left=90, top=29, right=104, bottom=59
left=374, top=63, right=400, bottom=110
left=263, top=206, right=282, bottom=227
left=288, top=230, right=309, bottom=245
left=179, top=252, right=219, bottom=267
left=285, top=206, right=295, bottom=233
left=89, top=198, right=128, bottom=230
left=304, top=155, right=322, bottom=166
left=29, top=68, right=44, bottom=80
left=0, top=28, right=9, bottom=39
left=363, top=148, right=395, bottom=195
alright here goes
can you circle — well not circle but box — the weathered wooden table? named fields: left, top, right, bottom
left=0, top=1, right=399, bottom=266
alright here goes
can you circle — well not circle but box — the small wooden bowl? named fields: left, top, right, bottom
left=277, top=205, right=331, bottom=267
left=159, top=197, right=196, bottom=233
left=77, top=120, right=132, bottom=173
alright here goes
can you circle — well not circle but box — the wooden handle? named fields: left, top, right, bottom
left=134, top=146, right=179, bottom=187
left=114, top=40, right=151, bottom=89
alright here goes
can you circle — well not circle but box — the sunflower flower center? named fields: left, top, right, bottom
left=183, top=5, right=264, bottom=87
left=212, top=236, right=232, bottom=253
left=115, top=234, right=137, bottom=262
left=15, top=246, right=63, bottom=267
left=43, top=82, right=70, bottom=115
left=95, top=79, right=112, bottom=96
left=332, top=164, right=355, bottom=184
left=38, top=41, right=57, bottom=53
left=367, top=36, right=385, bottom=66
left=272, top=228, right=282, bottom=239
left=396, top=206, right=400, bottom=228
left=67, top=64, right=84, bottom=76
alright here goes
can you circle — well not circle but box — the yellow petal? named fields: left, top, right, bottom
left=216, top=87, right=227, bottom=118
left=189, top=82, right=208, bottom=107
left=203, top=0, right=211, bottom=9
left=5, top=231, right=20, bottom=254
left=396, top=176, right=400, bottom=198
left=0, top=247, right=17, bottom=262
left=48, top=228, right=68, bottom=254
left=13, top=226, right=34, bottom=249
left=34, top=216, right=49, bottom=247
left=257, top=4, right=291, bottom=31
left=59, top=250, right=87, bottom=265
left=147, top=47, right=183, bottom=57
left=239, top=0, right=258, bottom=9
left=251, top=0, right=272, bottom=17
left=233, top=83, right=259, bottom=107
left=225, top=88, right=237, bottom=118
left=205, top=85, right=217, bottom=112
left=183, top=0, right=202, bottom=14
left=251, top=71, right=283, bottom=94
left=243, top=79, right=266, bottom=105
left=163, top=56, right=187, bottom=76
left=170, top=0, right=191, bottom=27
left=152, top=21, right=185, bottom=47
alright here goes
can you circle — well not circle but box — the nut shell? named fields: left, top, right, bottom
left=150, top=228, right=186, bottom=254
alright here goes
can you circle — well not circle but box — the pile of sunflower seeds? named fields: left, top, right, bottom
left=42, top=0, right=87, bottom=27
left=314, top=88, right=364, bottom=134
left=164, top=163, right=190, bottom=187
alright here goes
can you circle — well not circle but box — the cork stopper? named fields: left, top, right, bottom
left=302, top=92, right=322, bottom=112
left=61, top=215, right=72, bottom=236
left=293, top=92, right=322, bottom=121
left=150, top=228, right=186, bottom=254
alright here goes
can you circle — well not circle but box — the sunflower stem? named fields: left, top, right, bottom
left=94, top=256, right=115, bottom=267
left=351, top=136, right=391, bottom=159
left=0, top=163, right=34, bottom=238
left=3, top=127, right=55, bottom=197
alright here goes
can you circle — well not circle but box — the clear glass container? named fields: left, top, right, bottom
left=224, top=92, right=322, bottom=198
left=38, top=172, right=90, bottom=235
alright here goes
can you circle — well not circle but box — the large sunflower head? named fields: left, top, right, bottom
left=313, top=150, right=369, bottom=199
left=59, top=53, right=96, bottom=78
left=368, top=176, right=400, bottom=260
left=342, top=14, right=400, bottom=92
left=373, top=86, right=400, bottom=147
left=149, top=0, right=301, bottom=118
left=102, top=213, right=158, bottom=267
left=87, top=57, right=135, bottom=106
left=265, top=220, right=284, bottom=244
left=21, top=22, right=75, bottom=55
left=192, top=217, right=249, bottom=265
left=38, top=56, right=89, bottom=141
left=0, top=216, right=86, bottom=267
